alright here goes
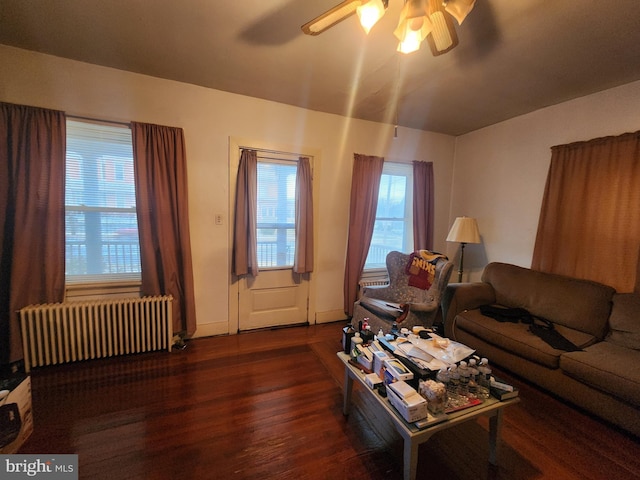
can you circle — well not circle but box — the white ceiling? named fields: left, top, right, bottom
left=2, top=0, right=640, bottom=135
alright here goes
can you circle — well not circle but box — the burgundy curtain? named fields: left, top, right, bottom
left=131, top=122, right=196, bottom=335
left=412, top=161, right=434, bottom=251
left=0, top=102, right=66, bottom=364
left=232, top=149, right=258, bottom=277
left=294, top=156, right=314, bottom=274
left=343, top=153, right=384, bottom=316
left=532, top=131, right=640, bottom=292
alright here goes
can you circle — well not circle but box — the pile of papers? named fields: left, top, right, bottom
left=393, top=333, right=475, bottom=371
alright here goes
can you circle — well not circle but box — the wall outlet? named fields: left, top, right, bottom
left=215, top=214, right=223, bottom=225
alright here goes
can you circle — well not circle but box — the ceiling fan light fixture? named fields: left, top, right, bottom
left=357, top=0, right=388, bottom=34
left=394, top=0, right=432, bottom=54
left=442, top=0, right=476, bottom=25
left=301, top=0, right=361, bottom=35
left=302, top=0, right=471, bottom=56
left=426, top=0, right=458, bottom=55
left=396, top=30, right=423, bottom=54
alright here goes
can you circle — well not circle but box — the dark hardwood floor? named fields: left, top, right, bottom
left=20, top=322, right=640, bottom=479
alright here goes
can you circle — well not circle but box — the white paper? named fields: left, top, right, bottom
left=396, top=333, right=475, bottom=367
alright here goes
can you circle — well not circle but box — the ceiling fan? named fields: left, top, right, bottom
left=301, top=0, right=476, bottom=55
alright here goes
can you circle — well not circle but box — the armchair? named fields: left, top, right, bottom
left=352, top=250, right=453, bottom=334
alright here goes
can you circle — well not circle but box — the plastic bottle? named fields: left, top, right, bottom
left=458, top=360, right=470, bottom=396
left=350, top=332, right=363, bottom=359
left=447, top=365, right=460, bottom=399
left=467, top=358, right=479, bottom=397
left=391, top=322, right=399, bottom=337
left=377, top=328, right=385, bottom=340
left=477, top=358, right=492, bottom=399
left=364, top=324, right=374, bottom=344
left=342, top=323, right=356, bottom=354
left=436, top=367, right=450, bottom=405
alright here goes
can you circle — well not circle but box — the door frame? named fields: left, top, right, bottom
left=228, top=136, right=320, bottom=334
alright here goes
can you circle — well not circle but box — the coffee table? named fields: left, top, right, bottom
left=338, top=352, right=519, bottom=480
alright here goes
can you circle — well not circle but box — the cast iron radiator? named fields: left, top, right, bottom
left=19, top=296, right=173, bottom=372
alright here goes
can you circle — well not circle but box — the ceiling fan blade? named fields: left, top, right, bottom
left=301, top=0, right=361, bottom=36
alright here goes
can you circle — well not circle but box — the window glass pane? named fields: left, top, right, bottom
left=365, top=162, right=413, bottom=269
left=65, top=120, right=141, bottom=284
left=256, top=161, right=297, bottom=268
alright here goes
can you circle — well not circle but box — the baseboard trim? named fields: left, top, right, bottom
left=316, top=309, right=348, bottom=324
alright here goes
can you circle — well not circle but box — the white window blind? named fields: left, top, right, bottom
left=65, top=119, right=141, bottom=284
left=364, top=162, right=413, bottom=269
left=256, top=158, right=298, bottom=268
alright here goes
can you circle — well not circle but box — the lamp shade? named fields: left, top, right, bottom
left=394, top=0, right=432, bottom=54
left=357, top=0, right=386, bottom=34
left=446, top=216, right=480, bottom=244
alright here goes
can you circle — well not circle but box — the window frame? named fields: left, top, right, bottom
left=363, top=161, right=414, bottom=272
left=255, top=156, right=299, bottom=270
left=64, top=118, right=142, bottom=293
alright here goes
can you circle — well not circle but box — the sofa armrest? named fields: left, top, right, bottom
left=442, top=282, right=496, bottom=337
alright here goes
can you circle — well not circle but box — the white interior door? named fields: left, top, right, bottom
left=238, top=269, right=309, bottom=330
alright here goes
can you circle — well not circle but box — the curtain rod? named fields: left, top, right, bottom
left=67, top=114, right=131, bottom=128
left=239, top=145, right=312, bottom=159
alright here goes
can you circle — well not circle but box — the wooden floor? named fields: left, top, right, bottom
left=21, top=322, right=640, bottom=480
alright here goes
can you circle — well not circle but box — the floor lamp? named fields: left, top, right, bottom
left=446, top=216, right=481, bottom=282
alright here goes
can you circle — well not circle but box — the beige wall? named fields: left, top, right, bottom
left=0, top=45, right=456, bottom=336
left=448, top=79, right=640, bottom=281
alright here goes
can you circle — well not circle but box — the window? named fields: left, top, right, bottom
left=256, top=159, right=297, bottom=268
left=65, top=119, right=141, bottom=284
left=364, top=162, right=413, bottom=270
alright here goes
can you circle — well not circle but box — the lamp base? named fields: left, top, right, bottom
left=457, top=242, right=466, bottom=283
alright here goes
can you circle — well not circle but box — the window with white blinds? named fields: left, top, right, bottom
left=65, top=119, right=141, bottom=284
left=256, top=157, right=298, bottom=268
left=364, top=162, right=414, bottom=269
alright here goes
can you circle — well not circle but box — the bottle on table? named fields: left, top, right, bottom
left=447, top=364, right=460, bottom=404
left=391, top=322, right=399, bottom=337
left=476, top=357, right=492, bottom=399
left=467, top=358, right=479, bottom=397
left=436, top=367, right=450, bottom=406
left=458, top=360, right=470, bottom=397
left=350, top=332, right=363, bottom=359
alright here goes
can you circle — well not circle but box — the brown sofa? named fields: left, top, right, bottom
left=442, top=262, right=640, bottom=438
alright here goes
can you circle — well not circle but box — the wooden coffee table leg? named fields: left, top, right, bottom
left=404, top=438, right=419, bottom=480
left=488, top=409, right=503, bottom=465
left=343, top=365, right=354, bottom=415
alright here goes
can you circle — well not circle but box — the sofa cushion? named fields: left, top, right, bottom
left=481, top=262, right=615, bottom=339
left=454, top=309, right=597, bottom=369
left=560, top=342, right=640, bottom=407
left=606, top=293, right=640, bottom=350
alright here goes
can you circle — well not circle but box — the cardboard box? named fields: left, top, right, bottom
left=0, top=364, right=33, bottom=454
left=372, top=350, right=390, bottom=377
left=383, top=358, right=414, bottom=382
left=355, top=345, right=373, bottom=370
left=387, top=381, right=428, bottom=422
left=364, top=373, right=382, bottom=389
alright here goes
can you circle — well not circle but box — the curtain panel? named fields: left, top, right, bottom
left=294, top=156, right=314, bottom=274
left=343, top=153, right=384, bottom=316
left=532, top=131, right=640, bottom=292
left=412, top=161, right=434, bottom=251
left=131, top=122, right=197, bottom=335
left=232, top=149, right=258, bottom=277
left=0, top=102, right=66, bottom=364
